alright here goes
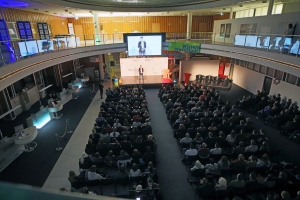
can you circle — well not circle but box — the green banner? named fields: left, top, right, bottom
left=168, top=42, right=201, bottom=53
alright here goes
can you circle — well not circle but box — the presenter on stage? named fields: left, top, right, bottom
left=138, top=65, right=144, bottom=81
left=138, top=37, right=146, bottom=55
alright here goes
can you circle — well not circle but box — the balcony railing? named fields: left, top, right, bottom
left=0, top=32, right=299, bottom=67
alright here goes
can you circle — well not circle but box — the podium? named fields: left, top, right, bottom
left=184, top=73, right=191, bottom=84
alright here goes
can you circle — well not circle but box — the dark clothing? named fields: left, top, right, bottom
left=99, top=83, right=104, bottom=98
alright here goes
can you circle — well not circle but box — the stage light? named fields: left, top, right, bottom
left=0, top=1, right=29, bottom=7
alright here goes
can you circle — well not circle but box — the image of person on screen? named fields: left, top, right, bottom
left=138, top=65, right=144, bottom=81
left=138, top=37, right=146, bottom=55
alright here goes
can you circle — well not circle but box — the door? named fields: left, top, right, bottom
left=263, top=76, right=272, bottom=95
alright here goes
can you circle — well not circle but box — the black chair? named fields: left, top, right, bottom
left=190, top=168, right=205, bottom=181
left=215, top=189, right=229, bottom=200
left=114, top=176, right=130, bottom=194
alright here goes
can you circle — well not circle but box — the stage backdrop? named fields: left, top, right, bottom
left=120, top=57, right=168, bottom=77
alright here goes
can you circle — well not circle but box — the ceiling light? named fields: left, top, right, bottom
left=239, top=5, right=243, bottom=7
left=75, top=16, right=79, bottom=19
left=262, top=0, right=267, bottom=3
left=45, top=11, right=49, bottom=12
left=34, top=8, right=39, bottom=10
left=54, top=13, right=57, bottom=14
left=220, top=12, right=224, bottom=15
left=65, top=10, right=68, bottom=12
left=223, top=8, right=226, bottom=10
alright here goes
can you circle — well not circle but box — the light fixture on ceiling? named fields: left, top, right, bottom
left=45, top=11, right=49, bottom=12
left=65, top=9, right=68, bottom=12
left=54, top=13, right=57, bottom=14
left=262, top=0, right=267, bottom=3
left=223, top=8, right=226, bottom=10
left=239, top=5, right=243, bottom=7
left=220, top=12, right=224, bottom=15
left=34, top=8, right=39, bottom=10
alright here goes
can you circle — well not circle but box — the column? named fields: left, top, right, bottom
left=229, top=8, right=233, bottom=19
left=186, top=12, right=192, bottom=40
left=92, top=12, right=100, bottom=42
left=267, top=0, right=274, bottom=15
left=99, top=54, right=104, bottom=80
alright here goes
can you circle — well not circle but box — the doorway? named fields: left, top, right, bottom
left=263, top=76, right=272, bottom=95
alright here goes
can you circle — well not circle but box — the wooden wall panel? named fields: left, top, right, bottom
left=1, top=7, right=68, bottom=37
left=67, top=15, right=219, bottom=36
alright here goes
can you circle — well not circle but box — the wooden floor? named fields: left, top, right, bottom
left=121, top=75, right=164, bottom=85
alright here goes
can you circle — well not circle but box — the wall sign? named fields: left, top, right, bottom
left=168, top=42, right=201, bottom=53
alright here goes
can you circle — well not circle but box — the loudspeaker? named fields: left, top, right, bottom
left=175, top=59, right=180, bottom=65
left=110, top=61, right=115, bottom=66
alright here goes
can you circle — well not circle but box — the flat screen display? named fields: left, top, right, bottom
left=120, top=57, right=168, bottom=76
left=256, top=36, right=270, bottom=49
left=127, top=35, right=162, bottom=56
left=290, top=39, right=300, bottom=55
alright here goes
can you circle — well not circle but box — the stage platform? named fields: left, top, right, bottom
left=120, top=75, right=173, bottom=88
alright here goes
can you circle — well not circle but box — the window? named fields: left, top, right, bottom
left=235, top=59, right=240, bottom=65
left=274, top=70, right=284, bottom=80
left=253, top=64, right=260, bottom=72
left=286, top=74, right=297, bottom=85
left=266, top=67, right=275, bottom=77
left=272, top=4, right=283, bottom=15
left=240, top=60, right=246, bottom=67
left=260, top=65, right=267, bottom=74
left=248, top=62, right=254, bottom=70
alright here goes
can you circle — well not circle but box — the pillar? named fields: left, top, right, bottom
left=99, top=54, right=104, bottom=80
left=229, top=8, right=233, bottom=19
left=186, top=12, right=192, bottom=40
left=267, top=0, right=274, bottom=15
left=93, top=12, right=100, bottom=42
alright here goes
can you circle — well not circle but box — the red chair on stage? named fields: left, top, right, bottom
left=184, top=73, right=191, bottom=84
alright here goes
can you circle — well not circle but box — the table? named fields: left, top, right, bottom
left=47, top=101, right=63, bottom=119
left=14, top=126, right=38, bottom=152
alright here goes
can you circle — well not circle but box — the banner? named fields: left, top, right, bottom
left=168, top=42, right=201, bottom=53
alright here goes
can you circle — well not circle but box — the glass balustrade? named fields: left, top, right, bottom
left=0, top=32, right=299, bottom=67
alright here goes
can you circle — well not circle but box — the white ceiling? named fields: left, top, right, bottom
left=6, top=0, right=291, bottom=18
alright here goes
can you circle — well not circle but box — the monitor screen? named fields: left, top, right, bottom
left=245, top=35, right=258, bottom=47
left=256, top=36, right=270, bottom=49
left=127, top=35, right=162, bottom=56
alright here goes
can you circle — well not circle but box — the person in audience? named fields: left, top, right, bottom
left=246, top=155, right=257, bottom=170
left=192, top=133, right=203, bottom=149
left=245, top=139, right=258, bottom=152
left=256, top=154, right=271, bottom=167
left=131, top=149, right=144, bottom=165
left=110, top=127, right=120, bottom=138
left=191, top=160, right=204, bottom=171
left=204, top=132, right=217, bottom=148
left=210, top=142, right=222, bottom=155
left=259, top=174, right=276, bottom=189
left=88, top=165, right=106, bottom=181
left=234, top=141, right=245, bottom=154
left=85, top=139, right=96, bottom=155
left=114, top=165, right=129, bottom=181
left=79, top=152, right=92, bottom=170
left=113, top=119, right=122, bottom=128
left=68, top=170, right=83, bottom=189
left=105, top=150, right=117, bottom=167
left=129, top=163, right=142, bottom=177
left=92, top=152, right=105, bottom=168
left=215, top=177, right=227, bottom=191
left=143, top=146, right=156, bottom=165
left=226, top=130, right=236, bottom=145
left=218, top=156, right=230, bottom=169
left=198, top=142, right=210, bottom=158
left=196, top=177, right=214, bottom=199
left=184, top=143, right=198, bottom=157
left=228, top=173, right=246, bottom=188
left=205, top=158, right=220, bottom=175
left=281, top=191, right=292, bottom=200
left=231, top=154, right=247, bottom=170
left=100, top=129, right=110, bottom=144
left=180, top=133, right=193, bottom=145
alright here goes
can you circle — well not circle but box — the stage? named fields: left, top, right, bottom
left=120, top=75, right=173, bottom=88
